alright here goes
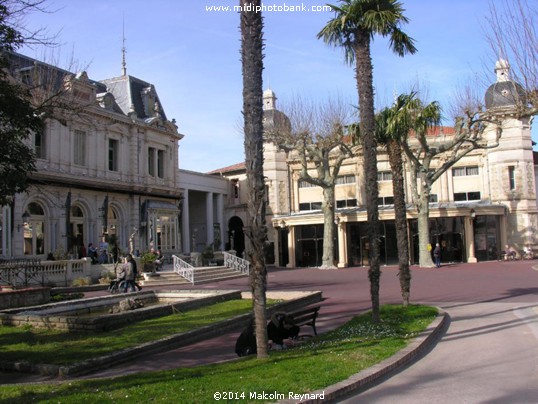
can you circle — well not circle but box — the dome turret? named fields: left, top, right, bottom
left=485, top=59, right=526, bottom=110
left=262, top=88, right=291, bottom=133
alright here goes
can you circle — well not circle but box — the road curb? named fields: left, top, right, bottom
left=279, top=307, right=448, bottom=404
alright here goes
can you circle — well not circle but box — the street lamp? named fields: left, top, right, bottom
left=17, top=211, right=30, bottom=232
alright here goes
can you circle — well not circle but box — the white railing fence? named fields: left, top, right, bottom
left=223, top=252, right=250, bottom=275
left=173, top=255, right=194, bottom=284
left=0, top=258, right=94, bottom=288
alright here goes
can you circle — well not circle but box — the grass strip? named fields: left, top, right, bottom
left=0, top=299, right=264, bottom=366
left=0, top=304, right=437, bottom=403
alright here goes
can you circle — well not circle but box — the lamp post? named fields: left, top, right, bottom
left=17, top=211, right=30, bottom=232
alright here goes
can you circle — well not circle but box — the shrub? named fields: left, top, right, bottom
left=71, top=276, right=91, bottom=287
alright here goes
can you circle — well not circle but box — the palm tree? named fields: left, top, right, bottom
left=375, top=94, right=418, bottom=306
left=240, top=0, right=269, bottom=358
left=318, top=0, right=416, bottom=321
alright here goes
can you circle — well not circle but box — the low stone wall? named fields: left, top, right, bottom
left=0, top=287, right=51, bottom=310
left=0, top=290, right=242, bottom=332
left=0, top=290, right=323, bottom=377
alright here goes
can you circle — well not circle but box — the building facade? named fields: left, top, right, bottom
left=0, top=53, right=184, bottom=259
left=212, top=62, right=537, bottom=268
left=1, top=54, right=535, bottom=268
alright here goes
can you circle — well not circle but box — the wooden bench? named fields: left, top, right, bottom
left=289, top=305, right=321, bottom=336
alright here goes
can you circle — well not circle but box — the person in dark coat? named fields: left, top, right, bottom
left=267, top=312, right=300, bottom=349
left=235, top=319, right=257, bottom=357
left=433, top=243, right=441, bottom=268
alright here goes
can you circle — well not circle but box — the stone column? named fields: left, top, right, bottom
left=337, top=222, right=347, bottom=268
left=216, top=193, right=224, bottom=251
left=465, top=216, right=477, bottom=263
left=206, top=192, right=214, bottom=247
left=182, top=190, right=190, bottom=253
left=287, top=226, right=296, bottom=268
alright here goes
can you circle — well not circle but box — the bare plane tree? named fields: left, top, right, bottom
left=266, top=96, right=355, bottom=269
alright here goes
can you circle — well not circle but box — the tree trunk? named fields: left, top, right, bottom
left=417, top=190, right=435, bottom=268
left=354, top=33, right=380, bottom=322
left=321, top=185, right=336, bottom=269
left=240, top=0, right=268, bottom=358
left=387, top=140, right=411, bottom=306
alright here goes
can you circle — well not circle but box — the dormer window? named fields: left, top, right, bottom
left=63, top=71, right=95, bottom=103
left=141, top=86, right=157, bottom=117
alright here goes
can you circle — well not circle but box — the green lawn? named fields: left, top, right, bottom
left=0, top=305, right=438, bottom=404
left=0, top=299, right=261, bottom=365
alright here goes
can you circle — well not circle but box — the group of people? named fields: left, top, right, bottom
left=87, top=242, right=110, bottom=264
left=108, top=254, right=142, bottom=293
left=235, top=312, right=300, bottom=357
left=502, top=244, right=534, bottom=260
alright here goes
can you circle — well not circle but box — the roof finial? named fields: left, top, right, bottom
left=121, top=15, right=127, bottom=76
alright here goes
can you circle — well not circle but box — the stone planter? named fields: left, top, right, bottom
left=143, top=262, right=156, bottom=273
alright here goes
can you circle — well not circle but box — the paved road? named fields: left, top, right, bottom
left=3, top=259, right=538, bottom=404
left=342, top=301, right=538, bottom=403
left=339, top=260, right=538, bottom=403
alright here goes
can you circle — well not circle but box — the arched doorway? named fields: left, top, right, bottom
left=71, top=205, right=85, bottom=258
left=23, top=202, right=46, bottom=256
left=228, top=216, right=245, bottom=258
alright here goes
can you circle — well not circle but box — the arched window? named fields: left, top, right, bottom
left=107, top=207, right=120, bottom=239
left=24, top=202, right=45, bottom=256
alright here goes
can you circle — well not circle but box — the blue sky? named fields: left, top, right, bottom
left=20, top=0, right=530, bottom=173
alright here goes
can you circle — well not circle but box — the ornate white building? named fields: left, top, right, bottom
left=0, top=53, right=229, bottom=259
left=1, top=54, right=535, bottom=269
left=211, top=62, right=537, bottom=267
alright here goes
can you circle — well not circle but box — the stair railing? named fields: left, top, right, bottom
left=173, top=255, right=195, bottom=284
left=223, top=252, right=250, bottom=275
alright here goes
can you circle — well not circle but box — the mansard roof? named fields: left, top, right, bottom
left=8, top=52, right=169, bottom=122
left=100, top=74, right=168, bottom=121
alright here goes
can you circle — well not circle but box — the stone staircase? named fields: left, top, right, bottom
left=139, top=265, right=248, bottom=287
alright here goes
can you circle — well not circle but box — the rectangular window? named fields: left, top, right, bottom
left=232, top=179, right=239, bottom=198
left=336, top=174, right=356, bottom=185
left=298, top=179, right=318, bottom=188
left=108, top=139, right=118, bottom=171
left=148, top=147, right=155, bottom=176
left=467, top=191, right=481, bottom=200
left=429, top=194, right=438, bottom=203
left=299, top=202, right=322, bottom=211
left=508, top=166, right=516, bottom=190
left=377, top=196, right=394, bottom=206
left=377, top=171, right=393, bottom=181
left=336, top=199, right=357, bottom=208
left=74, top=130, right=86, bottom=166
left=157, top=150, right=165, bottom=178
left=452, top=166, right=479, bottom=176
left=454, top=192, right=481, bottom=202
left=34, top=127, right=45, bottom=159
left=466, top=166, right=479, bottom=176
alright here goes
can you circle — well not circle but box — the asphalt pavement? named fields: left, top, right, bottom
left=2, top=259, right=538, bottom=403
